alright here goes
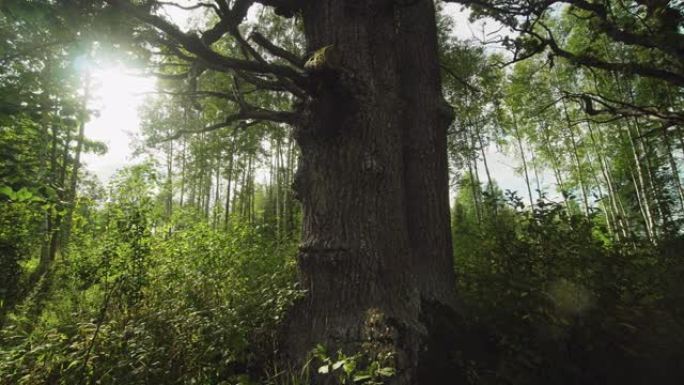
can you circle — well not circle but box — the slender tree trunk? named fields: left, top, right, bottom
left=471, top=131, right=483, bottom=210
left=197, top=132, right=205, bottom=211
left=625, top=77, right=671, bottom=226
left=38, top=68, right=52, bottom=265
left=180, top=119, right=187, bottom=207
left=189, top=171, right=196, bottom=211
left=285, top=138, right=296, bottom=237
left=633, top=118, right=667, bottom=225
left=560, top=100, right=590, bottom=217
left=476, top=122, right=498, bottom=215
left=512, top=113, right=534, bottom=208
left=625, top=123, right=656, bottom=241
left=586, top=119, right=628, bottom=239
left=59, top=127, right=71, bottom=189
left=166, top=138, right=174, bottom=217
left=476, top=124, right=493, bottom=191
left=213, top=155, right=221, bottom=229
left=42, top=118, right=61, bottom=271
left=611, top=72, right=658, bottom=240
left=465, top=129, right=482, bottom=224
left=529, top=148, right=543, bottom=201
left=244, top=154, right=253, bottom=223
left=224, top=138, right=235, bottom=230
left=275, top=135, right=282, bottom=240
left=249, top=155, right=255, bottom=224
left=283, top=2, right=458, bottom=383
left=238, top=156, right=248, bottom=220
left=62, top=73, right=90, bottom=249
left=630, top=170, right=655, bottom=241
left=587, top=153, right=615, bottom=237
left=611, top=166, right=632, bottom=239
left=664, top=130, right=684, bottom=213
left=203, top=139, right=213, bottom=219
left=540, top=122, right=569, bottom=207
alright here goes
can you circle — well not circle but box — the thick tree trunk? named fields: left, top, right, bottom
left=283, top=1, right=458, bottom=384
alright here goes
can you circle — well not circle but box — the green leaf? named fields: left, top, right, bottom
left=15, top=187, right=33, bottom=202
left=0, top=186, right=16, bottom=200
left=66, top=359, right=82, bottom=371
left=343, top=360, right=356, bottom=375
left=375, top=367, right=395, bottom=377
left=332, top=360, right=344, bottom=371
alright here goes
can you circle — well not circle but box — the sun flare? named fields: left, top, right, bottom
left=82, top=65, right=155, bottom=182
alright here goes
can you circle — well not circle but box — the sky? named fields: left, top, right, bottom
left=81, top=66, right=154, bottom=182
left=80, top=4, right=544, bottom=200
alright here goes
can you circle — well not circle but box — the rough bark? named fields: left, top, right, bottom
left=282, top=1, right=459, bottom=383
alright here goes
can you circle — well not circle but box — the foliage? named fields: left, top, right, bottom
left=312, top=345, right=396, bottom=385
left=0, top=166, right=301, bottom=385
left=452, top=182, right=684, bottom=384
left=0, top=195, right=42, bottom=322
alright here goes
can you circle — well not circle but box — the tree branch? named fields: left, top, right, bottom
left=440, top=64, right=481, bottom=94
left=564, top=91, right=684, bottom=127
left=106, top=0, right=306, bottom=84
left=250, top=31, right=304, bottom=68
left=155, top=1, right=220, bottom=14
left=162, top=107, right=298, bottom=141
left=136, top=90, right=237, bottom=101
left=443, top=0, right=684, bottom=86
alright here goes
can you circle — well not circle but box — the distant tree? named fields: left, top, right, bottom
left=446, top=0, right=683, bottom=128
left=0, top=0, right=104, bottom=318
